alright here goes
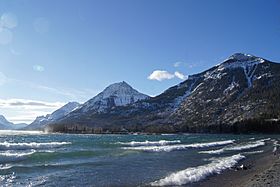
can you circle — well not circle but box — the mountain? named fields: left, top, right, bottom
left=48, top=53, right=280, bottom=134
left=0, top=115, right=27, bottom=130
left=25, top=102, right=80, bottom=130
left=171, top=53, right=280, bottom=133
left=80, top=81, right=149, bottom=113
left=59, top=81, right=150, bottom=122
left=0, top=115, right=14, bottom=129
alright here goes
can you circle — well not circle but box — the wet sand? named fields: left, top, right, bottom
left=193, top=140, right=280, bottom=187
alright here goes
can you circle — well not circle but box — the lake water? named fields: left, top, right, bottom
left=0, top=130, right=278, bottom=186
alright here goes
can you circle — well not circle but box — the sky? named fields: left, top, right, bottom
left=0, top=0, right=279, bottom=124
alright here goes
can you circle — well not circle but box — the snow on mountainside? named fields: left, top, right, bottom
left=25, top=102, right=80, bottom=130
left=80, top=81, right=149, bottom=113
left=48, top=102, right=80, bottom=121
left=219, top=53, right=265, bottom=88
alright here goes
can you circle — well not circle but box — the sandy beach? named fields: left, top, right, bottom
left=193, top=140, right=280, bottom=187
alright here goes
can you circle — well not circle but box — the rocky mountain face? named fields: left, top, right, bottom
left=0, top=115, right=27, bottom=130
left=57, top=81, right=150, bottom=123
left=171, top=53, right=280, bottom=133
left=25, top=102, right=80, bottom=130
left=48, top=53, right=280, bottom=134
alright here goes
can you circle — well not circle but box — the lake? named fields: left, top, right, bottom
left=0, top=130, right=278, bottom=186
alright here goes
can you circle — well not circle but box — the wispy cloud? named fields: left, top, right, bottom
left=148, top=70, right=187, bottom=81
left=0, top=98, right=65, bottom=109
left=0, top=71, right=96, bottom=101
left=173, top=61, right=199, bottom=69
left=0, top=98, right=65, bottom=124
left=0, top=71, right=98, bottom=123
left=174, top=71, right=188, bottom=80
left=33, top=65, right=45, bottom=72
left=173, top=61, right=182, bottom=67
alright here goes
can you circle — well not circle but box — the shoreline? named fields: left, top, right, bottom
left=193, top=141, right=280, bottom=187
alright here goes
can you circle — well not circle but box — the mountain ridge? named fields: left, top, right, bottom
left=43, top=53, right=280, bottom=133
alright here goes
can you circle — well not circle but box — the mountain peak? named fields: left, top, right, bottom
left=81, top=81, right=149, bottom=112
left=228, top=53, right=255, bottom=61
left=220, top=53, right=265, bottom=68
left=104, top=81, right=132, bottom=90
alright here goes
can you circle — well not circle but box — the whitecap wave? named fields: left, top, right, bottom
left=161, top=134, right=176, bottom=136
left=0, top=130, right=45, bottom=135
left=0, top=150, right=36, bottom=163
left=122, top=140, right=234, bottom=152
left=117, top=140, right=181, bottom=146
left=0, top=164, right=13, bottom=170
left=0, top=141, right=71, bottom=150
left=243, top=150, right=264, bottom=155
left=199, top=140, right=265, bottom=154
left=150, top=154, right=245, bottom=186
left=272, top=140, right=279, bottom=146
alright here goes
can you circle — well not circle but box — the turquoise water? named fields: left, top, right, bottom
left=0, top=130, right=278, bottom=186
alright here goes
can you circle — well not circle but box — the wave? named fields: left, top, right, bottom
left=0, top=150, right=36, bottom=163
left=0, top=164, right=13, bottom=170
left=0, top=130, right=45, bottom=135
left=117, top=140, right=181, bottom=146
left=122, top=140, right=234, bottom=152
left=161, top=134, right=176, bottom=136
left=199, top=140, right=265, bottom=154
left=243, top=150, right=264, bottom=155
left=0, top=141, right=71, bottom=150
left=150, top=154, right=245, bottom=186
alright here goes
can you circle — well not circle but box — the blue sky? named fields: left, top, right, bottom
left=0, top=0, right=279, bottom=123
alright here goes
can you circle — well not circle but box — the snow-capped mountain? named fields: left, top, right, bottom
left=171, top=53, right=280, bottom=132
left=80, top=81, right=149, bottom=113
left=25, top=102, right=80, bottom=130
left=0, top=115, right=27, bottom=130
left=47, top=53, right=280, bottom=134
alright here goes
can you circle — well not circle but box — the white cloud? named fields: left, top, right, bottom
left=148, top=70, right=175, bottom=81
left=174, top=71, right=188, bottom=80
left=148, top=70, right=187, bottom=81
left=33, top=65, right=45, bottom=72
